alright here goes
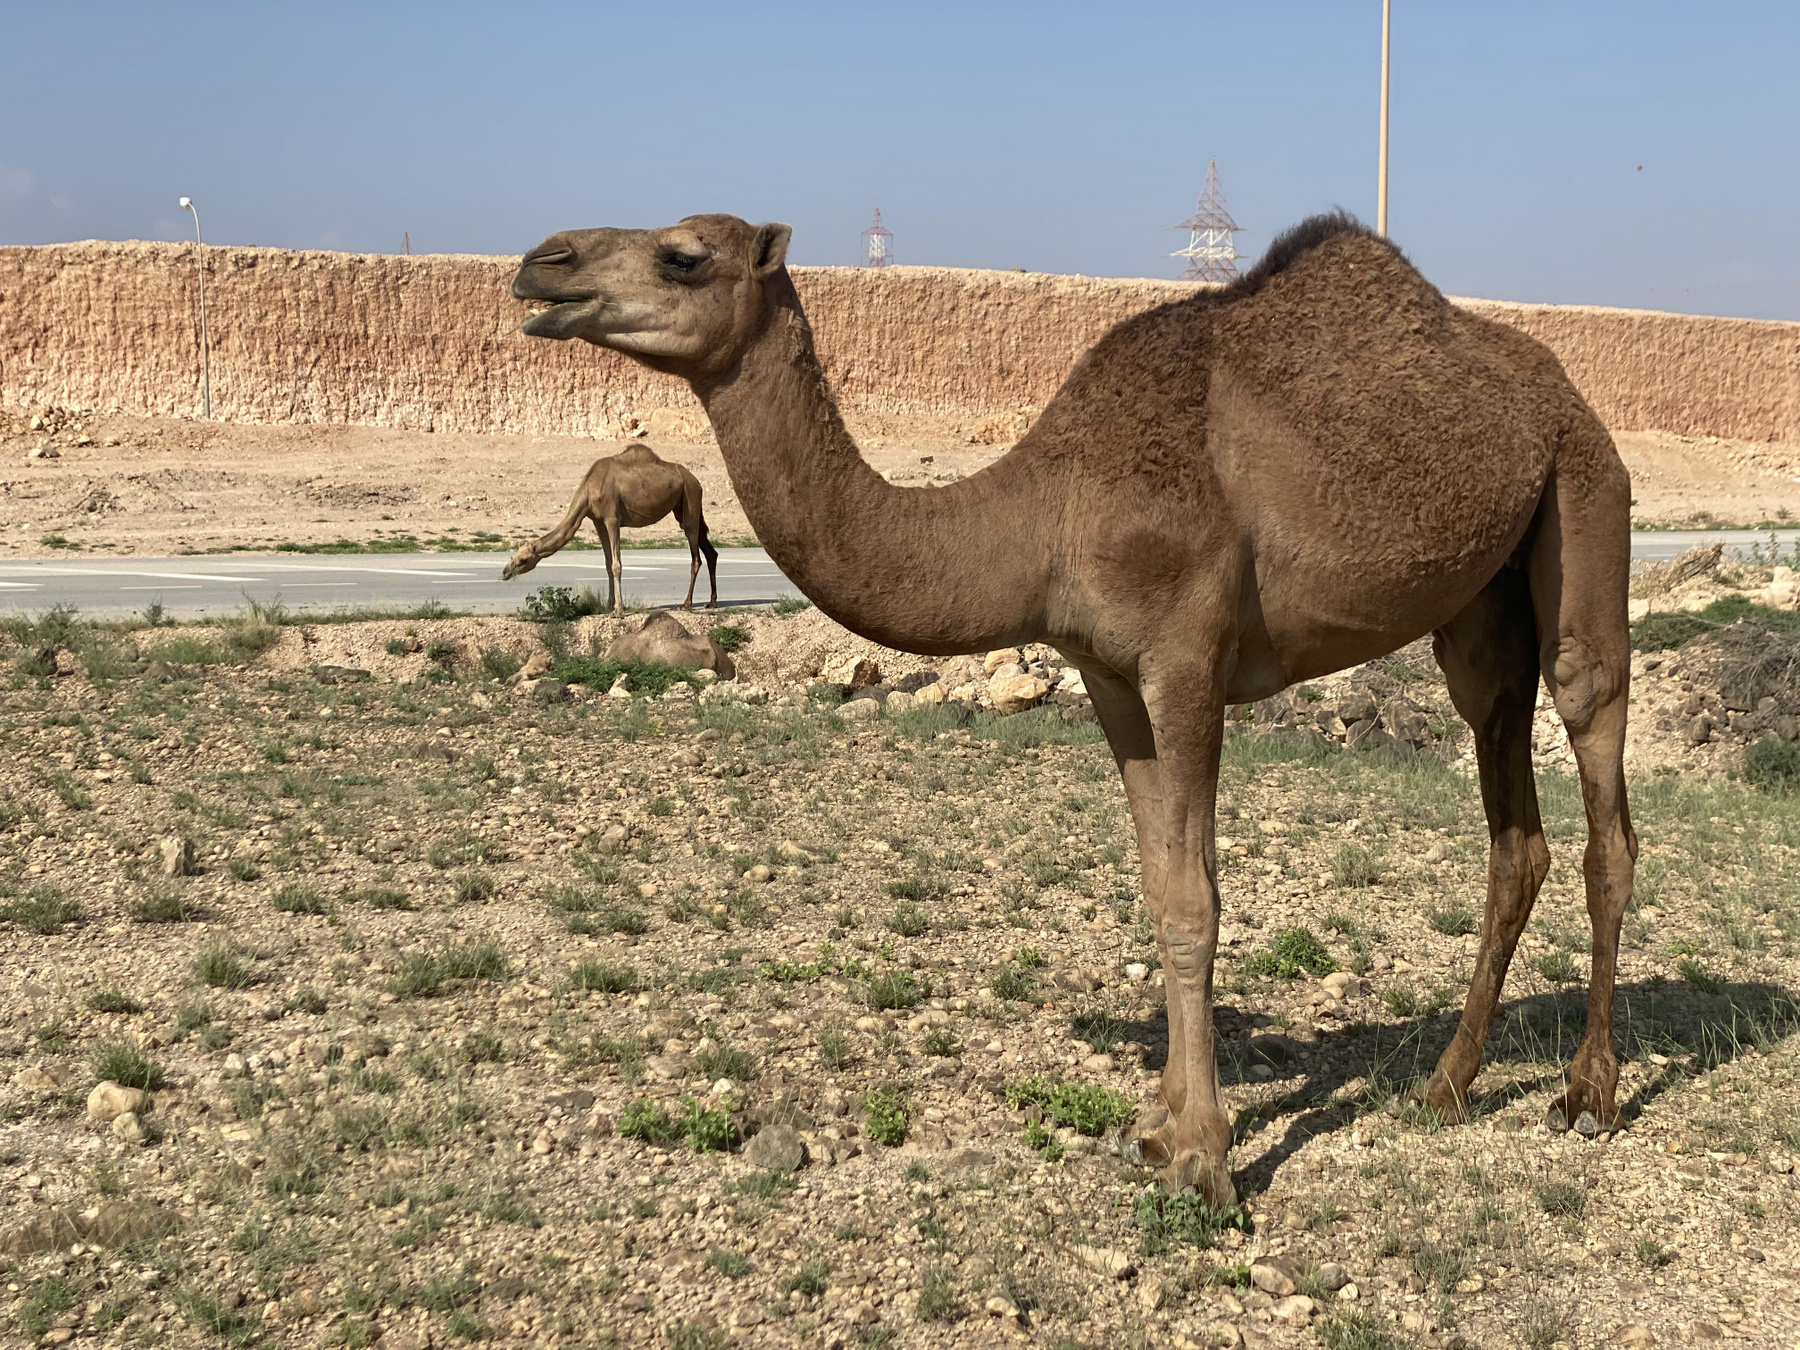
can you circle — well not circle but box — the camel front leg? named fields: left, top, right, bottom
left=1081, top=655, right=1234, bottom=1206
left=602, top=518, right=624, bottom=615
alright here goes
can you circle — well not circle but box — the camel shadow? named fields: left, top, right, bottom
left=1096, top=977, right=1800, bottom=1199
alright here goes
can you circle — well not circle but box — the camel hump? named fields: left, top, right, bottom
left=615, top=443, right=667, bottom=466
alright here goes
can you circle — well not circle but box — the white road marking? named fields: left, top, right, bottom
left=0, top=582, right=41, bottom=589
left=279, top=583, right=360, bottom=589
left=121, top=584, right=202, bottom=590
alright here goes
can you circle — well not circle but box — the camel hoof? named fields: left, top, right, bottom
left=1157, top=1151, right=1237, bottom=1210
left=1573, top=1110, right=1601, bottom=1138
left=1406, top=1073, right=1469, bottom=1125
left=1545, top=1105, right=1569, bottom=1134
left=1546, top=1086, right=1617, bottom=1138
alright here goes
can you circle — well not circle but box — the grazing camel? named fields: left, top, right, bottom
left=500, top=443, right=719, bottom=613
left=509, top=212, right=1635, bottom=1207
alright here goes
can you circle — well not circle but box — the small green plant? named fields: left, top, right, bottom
left=195, top=942, right=256, bottom=989
left=227, top=856, right=262, bottom=882
left=707, top=623, right=751, bottom=653
left=771, top=595, right=813, bottom=617
left=1425, top=901, right=1479, bottom=937
left=1537, top=1177, right=1588, bottom=1217
left=479, top=647, right=523, bottom=682
left=1070, top=1007, right=1125, bottom=1053
left=784, top=1259, right=831, bottom=1297
left=1534, top=950, right=1581, bottom=985
left=91, top=1041, right=165, bottom=1091
left=1634, top=1236, right=1674, bottom=1268
left=1316, top=1308, right=1410, bottom=1350
left=462, top=1029, right=505, bottom=1064
left=818, top=1026, right=852, bottom=1070
left=1330, top=843, right=1381, bottom=889
left=85, top=987, right=144, bottom=1015
left=1240, top=925, right=1337, bottom=979
left=453, top=871, right=498, bottom=904
left=1005, top=1075, right=1134, bottom=1136
left=916, top=1267, right=963, bottom=1323
left=384, top=638, right=412, bottom=656
left=272, top=882, right=328, bottom=915
left=1022, top=1117, right=1065, bottom=1160
left=885, top=901, right=929, bottom=938
left=990, top=960, right=1036, bottom=1001
left=920, top=1027, right=960, bottom=1057
left=437, top=942, right=510, bottom=981
left=2, top=886, right=81, bottom=934
left=176, top=1001, right=214, bottom=1032
left=20, top=1278, right=82, bottom=1339
left=520, top=586, right=601, bottom=623
left=864, top=1085, right=910, bottom=1146
left=1675, top=955, right=1723, bottom=994
left=130, top=889, right=201, bottom=923
left=1135, top=1189, right=1246, bottom=1254
left=568, top=960, right=639, bottom=995
left=1746, top=736, right=1800, bottom=794
left=703, top=1249, right=752, bottom=1279
left=619, top=1098, right=681, bottom=1146
left=680, top=1096, right=734, bottom=1152
left=865, top=970, right=925, bottom=1010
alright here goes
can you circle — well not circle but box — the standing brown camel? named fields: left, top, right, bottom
left=509, top=212, right=1636, bottom=1207
left=500, top=443, right=719, bottom=613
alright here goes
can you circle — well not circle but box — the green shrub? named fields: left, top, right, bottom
left=864, top=970, right=925, bottom=1010
left=272, top=883, right=328, bottom=915
left=707, top=624, right=751, bottom=653
left=453, top=871, right=497, bottom=904
left=1536, top=1178, right=1587, bottom=1218
left=568, top=961, right=638, bottom=995
left=618, top=1098, right=680, bottom=1146
left=885, top=902, right=929, bottom=938
left=478, top=647, right=522, bottom=682
left=703, top=1249, right=752, bottom=1279
left=680, top=1097, right=733, bottom=1152
left=991, top=960, right=1036, bottom=1001
left=85, top=988, right=144, bottom=1015
left=916, top=1268, right=963, bottom=1323
left=771, top=595, right=812, bottom=617
left=437, top=943, right=509, bottom=981
left=520, top=586, right=602, bottom=623
left=864, top=1086, right=910, bottom=1146
left=1004, top=1075, right=1134, bottom=1136
left=227, top=856, right=262, bottom=882
left=1135, top=1188, right=1245, bottom=1254
left=2, top=886, right=81, bottom=934
left=1675, top=955, right=1723, bottom=994
left=1746, top=736, right=1800, bottom=794
left=1241, top=926, right=1338, bottom=979
left=551, top=654, right=696, bottom=697
left=693, top=1043, right=758, bottom=1083
left=195, top=942, right=255, bottom=989
left=1630, top=610, right=1712, bottom=653
left=1425, top=902, right=1479, bottom=936
left=1330, top=843, right=1381, bottom=889
left=131, top=888, right=201, bottom=923
left=91, top=1041, right=165, bottom=1091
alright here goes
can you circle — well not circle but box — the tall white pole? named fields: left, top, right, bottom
left=179, top=197, right=211, bottom=419
left=1377, top=0, right=1391, bottom=237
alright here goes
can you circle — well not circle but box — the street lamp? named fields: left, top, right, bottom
left=178, top=196, right=211, bottom=419
left=1376, top=0, right=1391, bottom=237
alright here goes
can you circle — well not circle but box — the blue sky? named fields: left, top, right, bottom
left=3, top=1, right=1795, bottom=318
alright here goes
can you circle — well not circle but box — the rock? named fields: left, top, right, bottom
left=839, top=698, right=880, bottom=721
left=885, top=690, right=916, bottom=715
left=1347, top=719, right=1398, bottom=753
left=1337, top=1283, right=1359, bottom=1302
left=1073, top=1244, right=1135, bottom=1279
left=1050, top=968, right=1099, bottom=993
left=605, top=674, right=632, bottom=699
left=289, top=1288, right=325, bottom=1318
left=1081, top=1054, right=1115, bottom=1074
left=1336, top=689, right=1378, bottom=723
left=983, top=648, right=1021, bottom=674
left=1272, top=1294, right=1315, bottom=1325
left=1315, top=1262, right=1348, bottom=1292
left=1202, top=1323, right=1244, bottom=1348
left=823, top=656, right=882, bottom=688
left=607, top=610, right=735, bottom=677
left=517, top=652, right=553, bottom=680
left=12, top=1066, right=60, bottom=1091
left=384, top=1333, right=433, bottom=1350
left=988, top=672, right=1050, bottom=714
left=1383, top=698, right=1429, bottom=746
left=1615, top=1325, right=1655, bottom=1348
left=743, top=864, right=773, bottom=883
left=222, top=1052, right=248, bottom=1078
left=1249, top=1255, right=1298, bottom=1297
left=659, top=681, right=694, bottom=703
left=519, top=677, right=569, bottom=702
left=1684, top=714, right=1713, bottom=746
left=1124, top=963, right=1149, bottom=982
left=913, top=681, right=948, bottom=705
left=984, top=1295, right=1020, bottom=1320
left=311, top=664, right=370, bottom=684
left=160, top=835, right=197, bottom=877
left=28, top=445, right=60, bottom=460
left=854, top=1015, right=891, bottom=1033
left=87, top=1081, right=150, bottom=1122
left=111, top=1111, right=147, bottom=1144
left=744, top=1123, right=807, bottom=1173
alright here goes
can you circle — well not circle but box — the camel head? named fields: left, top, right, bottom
left=511, top=214, right=793, bottom=381
left=500, top=545, right=537, bottom=581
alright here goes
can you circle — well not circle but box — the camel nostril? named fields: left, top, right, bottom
left=529, top=247, right=574, bottom=266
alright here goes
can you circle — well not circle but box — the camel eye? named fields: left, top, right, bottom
left=660, top=249, right=707, bottom=275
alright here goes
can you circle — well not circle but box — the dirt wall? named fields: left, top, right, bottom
left=2, top=240, right=1795, bottom=444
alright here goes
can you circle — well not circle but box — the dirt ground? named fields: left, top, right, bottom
left=4, top=410, right=1799, bottom=558
left=1, top=604, right=1798, bottom=1350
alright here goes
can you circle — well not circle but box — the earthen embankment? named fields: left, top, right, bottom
left=1, top=241, right=1794, bottom=444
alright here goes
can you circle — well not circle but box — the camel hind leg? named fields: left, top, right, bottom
left=1529, top=428, right=1638, bottom=1136
left=674, top=477, right=718, bottom=611
left=1414, top=564, right=1550, bottom=1120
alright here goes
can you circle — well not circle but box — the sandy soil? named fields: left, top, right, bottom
left=0, top=413, right=1000, bottom=558
left=5, top=411, right=1797, bottom=559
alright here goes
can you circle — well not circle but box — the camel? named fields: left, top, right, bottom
left=500, top=443, right=719, bottom=613
left=509, top=212, right=1636, bottom=1207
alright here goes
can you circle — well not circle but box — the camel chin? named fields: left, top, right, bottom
left=501, top=554, right=536, bottom=581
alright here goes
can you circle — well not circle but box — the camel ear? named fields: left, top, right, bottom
left=751, top=223, right=792, bottom=277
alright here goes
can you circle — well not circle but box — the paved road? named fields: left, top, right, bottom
left=0, top=531, right=1793, bottom=620
left=0, top=548, right=803, bottom=620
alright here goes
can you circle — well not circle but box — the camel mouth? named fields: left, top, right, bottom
left=519, top=297, right=596, bottom=339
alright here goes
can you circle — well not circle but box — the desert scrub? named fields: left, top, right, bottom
left=1330, top=842, right=1382, bottom=888
left=195, top=942, right=256, bottom=989
left=619, top=1098, right=681, bottom=1146
left=707, top=623, right=751, bottom=653
left=130, top=889, right=203, bottom=923
left=272, top=882, right=328, bottom=915
left=1746, top=735, right=1800, bottom=794
left=2, top=885, right=81, bottom=934
left=680, top=1097, right=734, bottom=1152
left=1004, top=1075, right=1134, bottom=1136
left=1135, top=1189, right=1246, bottom=1254
left=567, top=960, right=638, bottom=995
left=91, top=1041, right=165, bottom=1091
left=863, top=1085, right=910, bottom=1146
left=85, top=987, right=144, bottom=1015
left=1241, top=925, right=1338, bottom=979
left=863, top=969, right=925, bottom=1010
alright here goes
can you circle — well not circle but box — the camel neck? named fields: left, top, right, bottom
left=695, top=274, right=1051, bottom=656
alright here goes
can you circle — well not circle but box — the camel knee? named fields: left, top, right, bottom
left=1159, top=923, right=1215, bottom=981
left=1544, top=637, right=1622, bottom=732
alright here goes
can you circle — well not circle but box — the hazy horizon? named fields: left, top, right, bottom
left=3, top=1, right=1794, bottom=321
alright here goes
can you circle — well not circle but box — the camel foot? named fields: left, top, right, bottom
left=1545, top=1081, right=1619, bottom=1137
left=681, top=602, right=694, bottom=611
left=1157, top=1150, right=1238, bottom=1209
left=1406, top=1070, right=1471, bottom=1124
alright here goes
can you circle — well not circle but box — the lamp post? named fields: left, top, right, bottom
left=1376, top=0, right=1391, bottom=237
left=178, top=197, right=211, bottom=419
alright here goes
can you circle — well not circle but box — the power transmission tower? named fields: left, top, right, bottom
left=860, top=208, right=893, bottom=268
left=1169, top=160, right=1242, bottom=283
left=402, top=232, right=413, bottom=256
